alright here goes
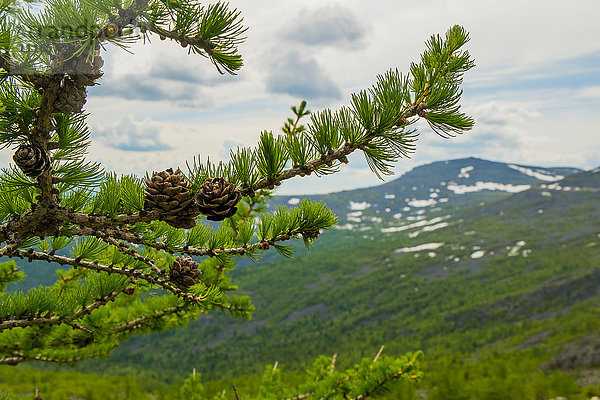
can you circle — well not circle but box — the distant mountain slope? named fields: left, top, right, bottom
left=69, top=163, right=600, bottom=384
left=273, top=157, right=581, bottom=225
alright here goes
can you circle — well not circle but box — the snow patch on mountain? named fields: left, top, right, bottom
left=447, top=181, right=531, bottom=194
left=349, top=201, right=371, bottom=210
left=382, top=216, right=451, bottom=234
left=336, top=224, right=354, bottom=230
left=507, top=241, right=526, bottom=256
left=508, top=164, right=564, bottom=182
left=408, top=222, right=450, bottom=238
left=395, top=242, right=445, bottom=253
left=471, top=250, right=485, bottom=259
left=458, top=166, right=474, bottom=178
left=540, top=183, right=591, bottom=192
left=408, top=198, right=438, bottom=207
left=406, top=215, right=426, bottom=222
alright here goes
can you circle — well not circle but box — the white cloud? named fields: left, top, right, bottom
left=264, top=50, right=342, bottom=100
left=283, top=5, right=368, bottom=49
left=576, top=86, right=600, bottom=99
left=472, top=102, right=543, bottom=125
left=66, top=0, right=600, bottom=194
left=94, top=115, right=171, bottom=152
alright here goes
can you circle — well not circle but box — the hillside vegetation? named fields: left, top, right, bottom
left=2, top=158, right=599, bottom=399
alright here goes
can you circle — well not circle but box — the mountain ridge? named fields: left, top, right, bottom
left=272, top=157, right=585, bottom=232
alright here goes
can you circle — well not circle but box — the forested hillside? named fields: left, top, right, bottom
left=2, top=159, right=599, bottom=399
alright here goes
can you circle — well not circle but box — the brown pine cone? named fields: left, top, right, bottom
left=302, top=229, right=321, bottom=240
left=169, top=256, right=202, bottom=289
left=13, top=145, right=50, bottom=178
left=144, top=168, right=199, bottom=228
left=195, top=177, right=242, bottom=221
left=54, top=77, right=87, bottom=113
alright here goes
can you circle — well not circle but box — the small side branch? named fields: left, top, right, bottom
left=350, top=369, right=417, bottom=400
left=112, top=305, right=186, bottom=334
left=232, top=384, right=241, bottom=400
left=99, top=233, right=168, bottom=279
left=248, top=107, right=421, bottom=193
left=373, top=345, right=384, bottom=362
left=72, top=223, right=302, bottom=258
left=0, top=351, right=99, bottom=365
left=6, top=249, right=205, bottom=304
left=0, top=288, right=124, bottom=331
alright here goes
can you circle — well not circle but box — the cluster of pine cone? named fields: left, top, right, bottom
left=12, top=149, right=243, bottom=228
left=144, top=168, right=242, bottom=228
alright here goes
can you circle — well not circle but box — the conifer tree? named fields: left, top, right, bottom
left=0, top=0, right=474, bottom=397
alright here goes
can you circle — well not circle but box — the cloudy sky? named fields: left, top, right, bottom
left=8, top=0, right=600, bottom=194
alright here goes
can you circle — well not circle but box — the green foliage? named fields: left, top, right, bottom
left=0, top=261, right=24, bottom=292
left=282, top=100, right=310, bottom=137
left=410, top=25, right=475, bottom=137
left=176, top=350, right=423, bottom=400
left=0, top=180, right=30, bottom=222
left=0, top=0, right=478, bottom=396
left=0, top=365, right=172, bottom=399
left=425, top=353, right=590, bottom=400
left=256, top=131, right=288, bottom=180
left=229, top=147, right=258, bottom=190
left=181, top=369, right=204, bottom=400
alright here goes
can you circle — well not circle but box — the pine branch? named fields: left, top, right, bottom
left=138, top=1, right=246, bottom=74
left=0, top=351, right=91, bottom=365
left=213, top=301, right=252, bottom=317
left=68, top=199, right=333, bottom=259
left=286, top=394, right=312, bottom=400
left=248, top=118, right=411, bottom=192
left=232, top=383, right=241, bottom=400
left=0, top=287, right=124, bottom=331
left=0, top=19, right=473, bottom=373
left=0, top=241, right=21, bottom=257
left=145, top=24, right=217, bottom=57
left=3, top=248, right=206, bottom=303
left=0, top=57, right=40, bottom=87
left=112, top=304, right=186, bottom=334
left=99, top=234, right=168, bottom=279
left=349, top=369, right=417, bottom=400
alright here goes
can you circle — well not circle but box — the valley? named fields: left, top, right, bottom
left=2, top=157, right=599, bottom=399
